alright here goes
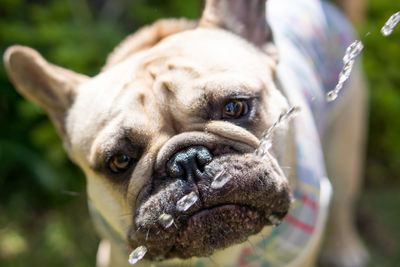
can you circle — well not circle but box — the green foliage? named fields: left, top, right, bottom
left=358, top=188, right=400, bottom=266
left=361, top=1, right=400, bottom=186
left=0, top=0, right=399, bottom=266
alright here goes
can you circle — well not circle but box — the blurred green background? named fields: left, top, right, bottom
left=0, top=0, right=399, bottom=266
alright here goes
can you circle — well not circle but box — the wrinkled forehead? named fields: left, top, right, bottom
left=154, top=28, right=276, bottom=76
left=65, top=59, right=157, bottom=157
left=66, top=28, right=276, bottom=159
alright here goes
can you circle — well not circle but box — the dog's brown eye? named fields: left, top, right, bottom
left=108, top=154, right=132, bottom=173
left=222, top=100, right=248, bottom=119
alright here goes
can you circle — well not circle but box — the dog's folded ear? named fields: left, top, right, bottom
left=4, top=45, right=89, bottom=135
left=199, top=0, right=272, bottom=47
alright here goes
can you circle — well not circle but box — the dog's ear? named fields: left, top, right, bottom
left=4, top=45, right=89, bottom=135
left=200, top=0, right=273, bottom=48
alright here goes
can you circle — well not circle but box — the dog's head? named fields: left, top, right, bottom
left=4, top=0, right=293, bottom=261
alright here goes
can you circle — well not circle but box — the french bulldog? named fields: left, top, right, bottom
left=4, top=0, right=368, bottom=266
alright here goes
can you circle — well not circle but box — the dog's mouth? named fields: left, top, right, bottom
left=127, top=146, right=291, bottom=260
left=171, top=203, right=271, bottom=258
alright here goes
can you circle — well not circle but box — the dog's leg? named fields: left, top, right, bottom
left=320, top=65, right=369, bottom=267
left=96, top=240, right=112, bottom=267
left=97, top=239, right=131, bottom=267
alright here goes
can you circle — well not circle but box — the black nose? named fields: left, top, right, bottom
left=166, top=146, right=213, bottom=181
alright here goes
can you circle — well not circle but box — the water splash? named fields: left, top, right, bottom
left=128, top=246, right=147, bottom=265
left=326, top=61, right=354, bottom=101
left=254, top=139, right=272, bottom=159
left=262, top=106, right=301, bottom=140
left=254, top=106, right=301, bottom=158
left=326, top=40, right=364, bottom=102
left=381, top=11, right=400, bottom=36
left=211, top=170, right=232, bottom=189
left=176, top=192, right=199, bottom=212
left=158, top=213, right=174, bottom=228
left=343, top=40, right=364, bottom=63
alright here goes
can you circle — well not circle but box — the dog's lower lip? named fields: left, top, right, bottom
left=186, top=204, right=255, bottom=219
left=171, top=203, right=265, bottom=258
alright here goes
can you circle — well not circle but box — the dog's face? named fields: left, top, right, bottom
left=4, top=0, right=292, bottom=261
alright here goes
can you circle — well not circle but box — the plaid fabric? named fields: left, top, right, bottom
left=197, top=0, right=353, bottom=265
left=225, top=0, right=353, bottom=265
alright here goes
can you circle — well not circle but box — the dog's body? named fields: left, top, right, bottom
left=4, top=0, right=368, bottom=266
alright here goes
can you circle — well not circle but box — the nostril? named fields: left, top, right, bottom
left=166, top=158, right=185, bottom=178
left=166, top=146, right=213, bottom=180
left=196, top=147, right=213, bottom=166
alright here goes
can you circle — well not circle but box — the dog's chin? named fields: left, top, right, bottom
left=171, top=204, right=267, bottom=258
left=128, top=152, right=291, bottom=260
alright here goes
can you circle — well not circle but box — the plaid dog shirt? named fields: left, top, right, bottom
left=226, top=0, right=355, bottom=265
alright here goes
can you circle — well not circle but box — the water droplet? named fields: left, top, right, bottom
left=265, top=106, right=300, bottom=139
left=158, top=213, right=174, bottom=228
left=254, top=139, right=272, bottom=158
left=327, top=40, right=363, bottom=102
left=339, top=60, right=355, bottom=84
left=381, top=11, right=400, bottom=36
left=343, top=40, right=363, bottom=63
left=128, top=246, right=147, bottom=265
left=211, top=170, right=232, bottom=189
left=268, top=215, right=282, bottom=227
left=326, top=91, right=338, bottom=101
left=176, top=192, right=199, bottom=212
left=255, top=106, right=300, bottom=157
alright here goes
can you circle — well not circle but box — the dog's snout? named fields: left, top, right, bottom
left=166, top=146, right=212, bottom=180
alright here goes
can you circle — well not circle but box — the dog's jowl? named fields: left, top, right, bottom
left=4, top=0, right=368, bottom=266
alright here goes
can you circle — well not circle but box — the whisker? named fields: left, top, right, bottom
left=146, top=229, right=150, bottom=240
left=119, top=212, right=132, bottom=218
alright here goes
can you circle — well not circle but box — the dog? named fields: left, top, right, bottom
left=4, top=0, right=368, bottom=266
